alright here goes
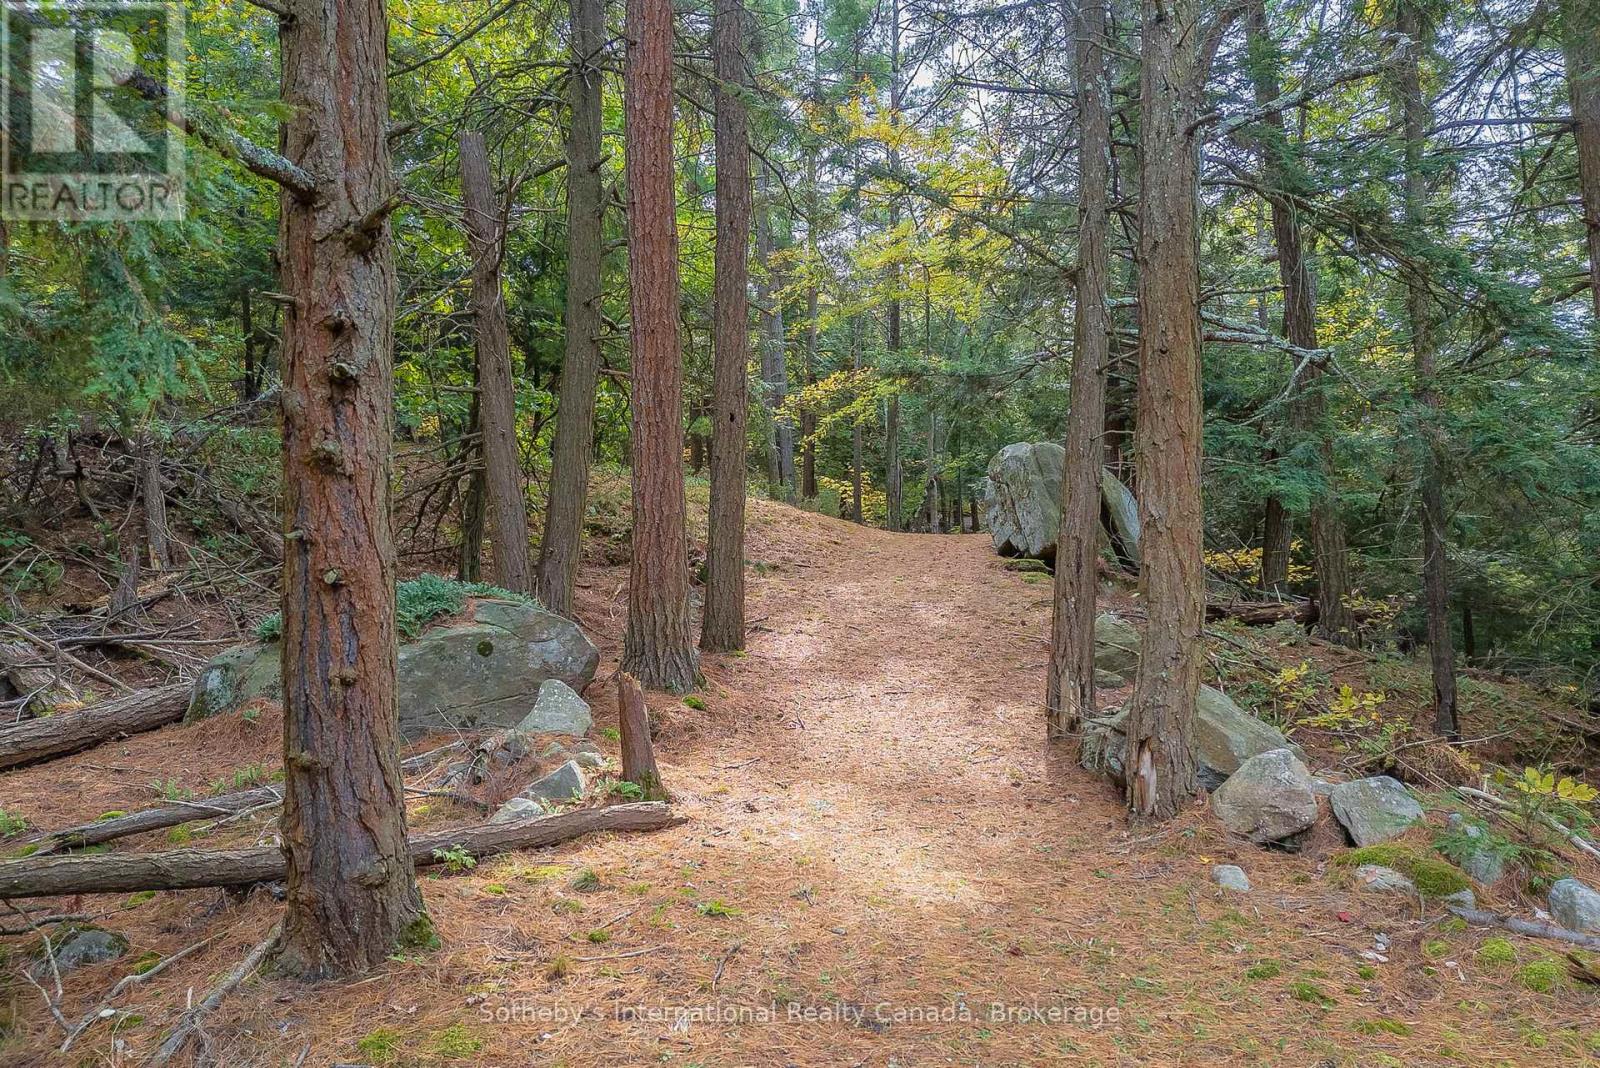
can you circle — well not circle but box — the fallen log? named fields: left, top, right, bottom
left=1204, top=599, right=1382, bottom=627
left=0, top=802, right=682, bottom=898
left=0, top=683, right=189, bottom=771
left=26, top=742, right=464, bottom=854
left=1446, top=903, right=1600, bottom=951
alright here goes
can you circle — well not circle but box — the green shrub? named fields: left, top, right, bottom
left=256, top=575, right=535, bottom=641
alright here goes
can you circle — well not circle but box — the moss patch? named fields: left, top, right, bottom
left=396, top=912, right=441, bottom=952
left=257, top=575, right=535, bottom=641
left=1331, top=844, right=1471, bottom=898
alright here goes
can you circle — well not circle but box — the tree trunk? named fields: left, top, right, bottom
left=883, top=0, right=905, bottom=532
left=621, top=0, right=699, bottom=692
left=851, top=318, right=864, bottom=523
left=459, top=130, right=534, bottom=595
left=885, top=392, right=902, bottom=530
left=0, top=804, right=682, bottom=899
left=1562, top=0, right=1600, bottom=334
left=1397, top=1, right=1458, bottom=739
left=1246, top=0, right=1354, bottom=640
left=456, top=390, right=486, bottom=582
left=141, top=434, right=170, bottom=570
left=754, top=167, right=793, bottom=498
left=537, top=0, right=608, bottom=618
left=926, top=409, right=941, bottom=533
left=0, top=683, right=187, bottom=771
left=1124, top=0, right=1212, bottom=819
left=275, top=0, right=423, bottom=978
left=241, top=286, right=258, bottom=400
left=1259, top=498, right=1290, bottom=592
left=701, top=0, right=751, bottom=653
left=617, top=673, right=666, bottom=800
left=1047, top=0, right=1110, bottom=740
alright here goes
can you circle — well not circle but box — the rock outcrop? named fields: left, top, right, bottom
left=188, top=598, right=599, bottom=738
left=981, top=442, right=1141, bottom=563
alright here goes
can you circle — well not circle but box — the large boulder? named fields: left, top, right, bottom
left=1210, top=748, right=1318, bottom=844
left=982, top=444, right=1141, bottom=563
left=1081, top=685, right=1305, bottom=791
left=984, top=442, right=1066, bottom=559
left=188, top=598, right=599, bottom=738
left=1329, top=776, right=1423, bottom=847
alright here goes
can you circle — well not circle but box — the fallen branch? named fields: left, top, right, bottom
left=1446, top=903, right=1600, bottom=950
left=0, top=683, right=189, bottom=771
left=60, top=934, right=219, bottom=1052
left=143, top=926, right=280, bottom=1068
left=1455, top=785, right=1600, bottom=864
left=1, top=621, right=132, bottom=695
left=0, top=802, right=683, bottom=898
left=27, top=743, right=463, bottom=854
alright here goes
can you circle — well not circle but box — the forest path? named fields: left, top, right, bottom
left=97, top=500, right=1569, bottom=1067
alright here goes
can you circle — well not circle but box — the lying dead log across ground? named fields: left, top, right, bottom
left=0, top=802, right=682, bottom=898
left=1204, top=598, right=1382, bottom=627
left=24, top=742, right=462, bottom=854
left=0, top=683, right=189, bottom=771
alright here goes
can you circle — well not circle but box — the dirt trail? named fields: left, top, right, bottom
left=7, top=501, right=1594, bottom=1066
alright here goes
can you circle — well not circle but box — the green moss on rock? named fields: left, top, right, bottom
left=1332, top=844, right=1472, bottom=898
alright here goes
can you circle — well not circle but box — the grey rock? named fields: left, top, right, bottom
left=573, top=750, right=608, bottom=770
left=31, top=925, right=128, bottom=978
left=1210, top=748, right=1319, bottom=844
left=1442, top=889, right=1477, bottom=911
left=1445, top=813, right=1507, bottom=885
left=518, top=759, right=586, bottom=805
left=1094, top=669, right=1127, bottom=689
left=1081, top=687, right=1306, bottom=791
left=1100, top=469, right=1141, bottom=559
left=1548, top=878, right=1600, bottom=933
left=981, top=443, right=1141, bottom=563
left=189, top=597, right=599, bottom=738
left=512, top=680, right=593, bottom=738
left=1212, top=864, right=1251, bottom=892
left=984, top=442, right=1066, bottom=559
left=489, top=796, right=546, bottom=824
left=1355, top=865, right=1416, bottom=895
left=1093, top=613, right=1142, bottom=684
left=1329, top=776, right=1424, bottom=847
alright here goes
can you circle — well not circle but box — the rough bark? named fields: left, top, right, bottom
left=0, top=804, right=683, bottom=899
left=755, top=167, right=794, bottom=497
left=1562, top=0, right=1600, bottom=334
left=620, top=0, right=700, bottom=692
left=1124, top=0, right=1213, bottom=819
left=1246, top=0, right=1355, bottom=642
left=456, top=390, right=486, bottom=582
left=883, top=0, right=905, bottom=532
left=1397, top=2, right=1458, bottom=739
left=537, top=0, right=607, bottom=618
left=851, top=318, right=864, bottom=522
left=701, top=0, right=752, bottom=653
left=0, top=683, right=187, bottom=771
left=275, top=0, right=423, bottom=978
left=1046, top=0, right=1110, bottom=740
left=141, top=435, right=171, bottom=570
left=1259, top=497, right=1290, bottom=592
left=617, top=673, right=666, bottom=800
left=459, top=130, right=534, bottom=595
